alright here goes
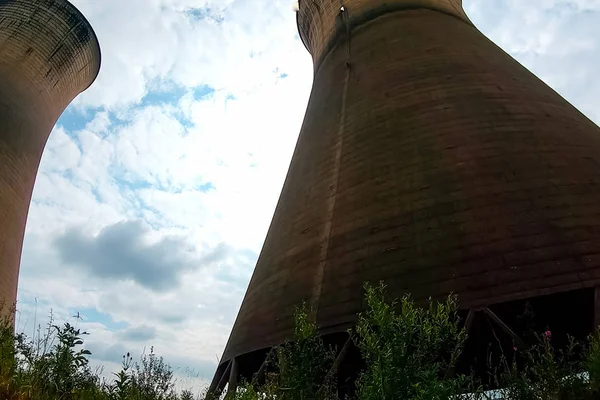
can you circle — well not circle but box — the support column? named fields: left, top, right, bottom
left=207, top=360, right=231, bottom=399
left=207, top=361, right=227, bottom=396
left=483, top=308, right=525, bottom=348
left=445, top=309, right=476, bottom=379
left=227, top=357, right=240, bottom=396
left=320, top=334, right=353, bottom=392
left=255, top=348, right=274, bottom=386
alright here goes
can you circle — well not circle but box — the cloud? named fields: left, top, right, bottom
left=465, top=0, right=600, bottom=122
left=54, top=220, right=200, bottom=291
left=118, top=325, right=158, bottom=342
left=88, top=342, right=129, bottom=364
left=69, top=0, right=307, bottom=110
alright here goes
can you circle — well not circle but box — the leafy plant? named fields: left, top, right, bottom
left=274, top=304, right=337, bottom=400
left=496, top=332, right=590, bottom=400
left=0, top=303, right=194, bottom=400
left=129, top=346, right=177, bottom=400
left=107, top=353, right=133, bottom=400
left=585, top=331, right=600, bottom=397
left=231, top=303, right=336, bottom=400
left=354, top=282, right=476, bottom=400
left=7, top=286, right=600, bottom=400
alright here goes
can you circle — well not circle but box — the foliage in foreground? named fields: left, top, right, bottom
left=0, top=304, right=196, bottom=400
left=222, top=303, right=336, bottom=400
left=493, top=330, right=600, bottom=400
left=230, top=283, right=477, bottom=400
left=353, top=284, right=474, bottom=400
left=230, top=283, right=600, bottom=400
left=6, top=283, right=600, bottom=399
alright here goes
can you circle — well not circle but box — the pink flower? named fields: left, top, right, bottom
left=513, top=346, right=517, bottom=351
left=544, top=330, right=552, bottom=340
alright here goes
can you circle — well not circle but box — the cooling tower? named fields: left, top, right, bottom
left=212, top=0, right=600, bottom=392
left=0, top=0, right=101, bottom=311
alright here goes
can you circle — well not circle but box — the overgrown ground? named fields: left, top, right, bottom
left=3, top=283, right=600, bottom=399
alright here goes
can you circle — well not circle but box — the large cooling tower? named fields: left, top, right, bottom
left=212, top=0, right=600, bottom=392
left=0, top=0, right=101, bottom=311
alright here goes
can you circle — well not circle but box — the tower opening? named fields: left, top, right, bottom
left=457, top=288, right=594, bottom=387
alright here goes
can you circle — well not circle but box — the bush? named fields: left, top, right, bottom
left=1, top=306, right=101, bottom=400
left=273, top=304, right=337, bottom=400
left=231, top=303, right=337, bottom=400
left=7, top=285, right=600, bottom=400
left=230, top=282, right=600, bottom=400
left=128, top=346, right=177, bottom=400
left=0, top=303, right=195, bottom=400
left=233, top=283, right=479, bottom=400
left=496, top=332, right=593, bottom=400
left=354, top=283, right=477, bottom=400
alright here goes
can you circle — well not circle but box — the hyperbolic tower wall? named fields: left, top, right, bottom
left=212, top=0, right=600, bottom=388
left=0, top=0, right=101, bottom=310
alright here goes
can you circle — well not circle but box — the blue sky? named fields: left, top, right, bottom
left=14, top=0, right=600, bottom=392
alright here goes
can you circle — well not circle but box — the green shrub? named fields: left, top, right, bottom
left=232, top=284, right=480, bottom=400
left=7, top=286, right=600, bottom=400
left=0, top=303, right=194, bottom=400
left=585, top=331, right=600, bottom=397
left=129, top=346, right=177, bottom=400
left=354, top=282, right=476, bottom=400
left=496, top=333, right=591, bottom=400
left=232, top=303, right=337, bottom=400
left=274, top=304, right=336, bottom=400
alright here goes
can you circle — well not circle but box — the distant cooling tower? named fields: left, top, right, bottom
left=211, top=0, right=600, bottom=394
left=0, top=0, right=101, bottom=311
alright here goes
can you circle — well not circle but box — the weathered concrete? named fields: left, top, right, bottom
left=0, top=0, right=101, bottom=311
left=217, top=0, right=600, bottom=376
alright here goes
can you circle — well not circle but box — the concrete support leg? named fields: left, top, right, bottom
left=207, top=365, right=224, bottom=396
left=445, top=309, right=476, bottom=379
left=255, top=348, right=274, bottom=386
left=207, top=360, right=231, bottom=399
left=320, top=334, right=352, bottom=392
left=483, top=307, right=525, bottom=348
left=227, top=357, right=239, bottom=396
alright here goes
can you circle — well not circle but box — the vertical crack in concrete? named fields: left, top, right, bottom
left=310, top=4, right=352, bottom=321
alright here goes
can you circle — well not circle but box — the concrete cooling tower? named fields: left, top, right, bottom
left=211, top=0, right=600, bottom=393
left=211, top=0, right=600, bottom=394
left=0, top=0, right=101, bottom=312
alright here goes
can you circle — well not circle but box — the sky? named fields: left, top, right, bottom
left=14, top=0, right=600, bottom=393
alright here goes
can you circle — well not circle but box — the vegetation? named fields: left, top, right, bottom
left=493, top=331, right=598, bottom=399
left=221, top=303, right=337, bottom=400
left=231, top=283, right=600, bottom=400
left=0, top=304, right=192, bottom=400
left=4, top=283, right=600, bottom=399
left=353, top=284, right=474, bottom=400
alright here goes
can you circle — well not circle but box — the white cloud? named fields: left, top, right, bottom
left=14, top=0, right=600, bottom=393
left=70, top=0, right=309, bottom=110
left=466, top=0, right=600, bottom=121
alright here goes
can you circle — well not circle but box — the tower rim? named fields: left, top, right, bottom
left=296, top=0, right=472, bottom=69
left=60, top=0, right=102, bottom=91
